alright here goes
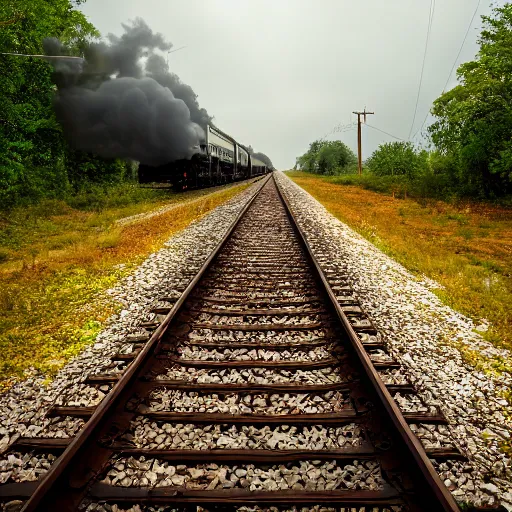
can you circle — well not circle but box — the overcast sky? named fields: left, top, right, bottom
left=79, top=0, right=497, bottom=169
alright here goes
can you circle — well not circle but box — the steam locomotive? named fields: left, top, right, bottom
left=138, top=124, right=272, bottom=190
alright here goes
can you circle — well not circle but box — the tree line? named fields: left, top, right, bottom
left=0, top=0, right=137, bottom=209
left=297, top=4, right=512, bottom=199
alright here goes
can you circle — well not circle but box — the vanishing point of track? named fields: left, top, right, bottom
left=8, top=175, right=461, bottom=511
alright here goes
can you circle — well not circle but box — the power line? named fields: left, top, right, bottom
left=442, top=0, right=481, bottom=93
left=167, top=46, right=187, bottom=66
left=366, top=124, right=403, bottom=141
left=0, top=52, right=83, bottom=60
left=408, top=0, right=436, bottom=139
left=319, top=122, right=357, bottom=141
left=412, top=0, right=481, bottom=141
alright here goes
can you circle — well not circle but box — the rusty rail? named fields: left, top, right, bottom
left=20, top=176, right=272, bottom=511
left=9, top=173, right=467, bottom=511
left=274, top=176, right=460, bottom=511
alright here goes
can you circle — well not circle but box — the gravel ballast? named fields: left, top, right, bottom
left=1, top=172, right=511, bottom=510
left=275, top=171, right=512, bottom=509
left=0, top=179, right=264, bottom=464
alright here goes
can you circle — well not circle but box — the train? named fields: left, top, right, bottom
left=138, top=124, right=272, bottom=190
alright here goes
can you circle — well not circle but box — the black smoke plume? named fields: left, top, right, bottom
left=247, top=146, right=274, bottom=169
left=252, top=152, right=274, bottom=169
left=145, top=54, right=211, bottom=128
left=44, top=19, right=211, bottom=166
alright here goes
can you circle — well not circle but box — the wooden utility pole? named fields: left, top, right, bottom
left=352, top=109, right=374, bottom=175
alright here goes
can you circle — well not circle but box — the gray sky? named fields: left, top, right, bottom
left=79, top=0, right=497, bottom=169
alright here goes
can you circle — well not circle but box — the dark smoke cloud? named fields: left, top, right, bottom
left=145, top=54, right=212, bottom=128
left=247, top=146, right=274, bottom=169
left=44, top=18, right=211, bottom=166
left=253, top=152, right=274, bottom=169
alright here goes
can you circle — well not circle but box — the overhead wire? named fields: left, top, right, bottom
left=366, top=124, right=403, bottom=141
left=318, top=121, right=357, bottom=141
left=407, top=0, right=436, bottom=140
left=441, top=0, right=481, bottom=93
left=412, top=0, right=482, bottom=141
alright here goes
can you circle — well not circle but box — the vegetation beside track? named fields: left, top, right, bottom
left=0, top=182, right=250, bottom=390
left=286, top=171, right=512, bottom=376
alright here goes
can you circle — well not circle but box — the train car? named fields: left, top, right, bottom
left=138, top=124, right=271, bottom=190
left=251, top=155, right=268, bottom=177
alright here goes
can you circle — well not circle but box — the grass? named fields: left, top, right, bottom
left=0, top=181, right=251, bottom=390
left=286, top=171, right=512, bottom=376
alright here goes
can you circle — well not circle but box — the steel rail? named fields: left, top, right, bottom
left=17, top=173, right=463, bottom=511
left=274, top=175, right=460, bottom=511
left=21, top=175, right=272, bottom=512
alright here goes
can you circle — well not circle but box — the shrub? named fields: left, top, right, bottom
left=366, top=142, right=428, bottom=178
left=297, top=140, right=357, bottom=175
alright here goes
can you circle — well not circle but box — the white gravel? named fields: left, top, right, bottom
left=156, top=366, right=349, bottom=384
left=129, top=421, right=365, bottom=450
left=177, top=346, right=333, bottom=362
left=145, top=389, right=350, bottom=415
left=0, top=179, right=264, bottom=457
left=99, top=458, right=384, bottom=491
left=275, top=171, right=512, bottom=509
left=187, top=328, right=331, bottom=344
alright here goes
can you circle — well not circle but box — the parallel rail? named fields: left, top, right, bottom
left=0, top=174, right=470, bottom=510
left=19, top=175, right=272, bottom=512
left=276, top=178, right=460, bottom=511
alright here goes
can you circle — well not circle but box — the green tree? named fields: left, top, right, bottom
left=296, top=140, right=322, bottom=173
left=0, top=1, right=127, bottom=207
left=317, top=141, right=357, bottom=174
left=366, top=141, right=428, bottom=178
left=428, top=3, right=512, bottom=196
left=297, top=140, right=356, bottom=175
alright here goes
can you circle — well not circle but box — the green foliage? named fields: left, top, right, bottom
left=311, top=171, right=463, bottom=202
left=296, top=140, right=357, bottom=175
left=0, top=0, right=132, bottom=209
left=324, top=173, right=412, bottom=197
left=296, top=5, right=512, bottom=200
left=366, top=141, right=428, bottom=178
left=428, top=3, right=512, bottom=197
left=66, top=181, right=168, bottom=211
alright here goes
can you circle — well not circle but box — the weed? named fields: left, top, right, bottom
left=457, top=227, right=474, bottom=240
left=287, top=171, right=512, bottom=359
left=96, top=230, right=122, bottom=249
left=0, top=181, right=250, bottom=389
left=47, top=232, right=83, bottom=250
left=448, top=213, right=468, bottom=225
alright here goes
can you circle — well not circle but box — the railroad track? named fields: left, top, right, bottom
left=0, top=175, right=473, bottom=511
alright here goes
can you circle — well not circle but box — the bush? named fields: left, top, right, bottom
left=366, top=142, right=428, bottom=178
left=297, top=140, right=357, bottom=175
left=0, top=160, right=72, bottom=209
left=66, top=182, right=168, bottom=212
left=0, top=151, right=134, bottom=211
left=329, top=174, right=410, bottom=197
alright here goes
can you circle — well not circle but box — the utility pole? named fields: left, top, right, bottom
left=352, top=109, right=374, bottom=175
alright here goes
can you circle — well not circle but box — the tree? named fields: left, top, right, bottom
left=366, top=141, right=428, bottom=178
left=317, top=141, right=356, bottom=174
left=0, top=0, right=126, bottom=206
left=297, top=140, right=356, bottom=175
left=428, top=3, right=512, bottom=196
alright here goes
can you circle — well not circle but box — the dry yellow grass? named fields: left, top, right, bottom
left=0, top=183, right=249, bottom=389
left=287, top=171, right=512, bottom=377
